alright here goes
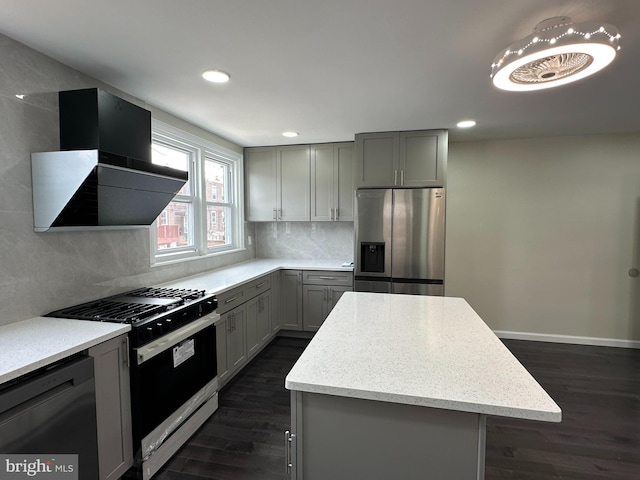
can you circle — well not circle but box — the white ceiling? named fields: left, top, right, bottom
left=1, top=0, right=639, bottom=146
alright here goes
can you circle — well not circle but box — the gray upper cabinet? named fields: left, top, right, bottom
left=355, top=130, right=447, bottom=188
left=245, top=145, right=310, bottom=221
left=310, top=142, right=354, bottom=222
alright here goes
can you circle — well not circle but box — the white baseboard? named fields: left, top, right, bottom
left=493, top=330, right=640, bottom=349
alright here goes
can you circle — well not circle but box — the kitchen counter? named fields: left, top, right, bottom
left=286, top=292, right=560, bottom=422
left=285, top=292, right=561, bottom=479
left=158, top=258, right=352, bottom=294
left=0, top=317, right=130, bottom=385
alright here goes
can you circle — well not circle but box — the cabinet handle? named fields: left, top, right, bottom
left=273, top=208, right=277, bottom=220
left=278, top=208, right=282, bottom=220
left=285, top=430, right=294, bottom=472
left=394, top=169, right=398, bottom=185
left=256, top=282, right=266, bottom=289
left=225, top=296, right=238, bottom=304
left=335, top=207, right=339, bottom=220
left=330, top=207, right=334, bottom=221
left=401, top=169, right=405, bottom=185
left=318, top=276, right=336, bottom=280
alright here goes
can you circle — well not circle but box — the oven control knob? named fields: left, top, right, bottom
left=145, top=326, right=154, bottom=341
left=164, top=318, right=172, bottom=332
left=156, top=322, right=164, bottom=334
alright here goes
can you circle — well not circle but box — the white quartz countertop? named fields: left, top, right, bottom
left=0, top=317, right=130, bottom=385
left=158, top=258, right=353, bottom=294
left=285, top=292, right=561, bottom=422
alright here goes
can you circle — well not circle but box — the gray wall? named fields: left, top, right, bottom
left=446, top=133, right=640, bottom=342
left=0, top=33, right=254, bottom=326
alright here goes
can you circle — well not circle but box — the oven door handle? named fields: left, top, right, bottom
left=136, top=312, right=220, bottom=365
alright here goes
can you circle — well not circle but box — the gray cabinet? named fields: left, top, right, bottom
left=224, top=305, right=247, bottom=379
left=302, top=271, right=353, bottom=331
left=355, top=130, right=447, bottom=188
left=287, top=391, right=485, bottom=480
left=245, top=145, right=311, bottom=221
left=310, top=142, right=354, bottom=222
left=216, top=317, right=229, bottom=385
left=246, top=290, right=271, bottom=359
left=88, top=334, right=133, bottom=480
left=270, top=271, right=282, bottom=334
left=281, top=269, right=303, bottom=330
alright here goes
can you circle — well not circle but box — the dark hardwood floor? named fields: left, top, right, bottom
left=155, top=336, right=640, bottom=480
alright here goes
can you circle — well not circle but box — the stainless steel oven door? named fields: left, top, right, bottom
left=130, top=312, right=219, bottom=458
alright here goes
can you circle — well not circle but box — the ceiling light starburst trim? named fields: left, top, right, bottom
left=490, top=17, right=621, bottom=91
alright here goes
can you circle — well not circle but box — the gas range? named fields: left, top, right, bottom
left=46, top=287, right=217, bottom=348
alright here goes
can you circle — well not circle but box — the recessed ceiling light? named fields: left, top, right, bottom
left=282, top=131, right=299, bottom=138
left=457, top=120, right=476, bottom=128
left=202, top=69, right=230, bottom=83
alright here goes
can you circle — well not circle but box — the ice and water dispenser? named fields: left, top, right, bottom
left=360, top=242, right=385, bottom=273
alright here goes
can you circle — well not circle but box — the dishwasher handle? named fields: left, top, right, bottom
left=0, top=356, right=94, bottom=415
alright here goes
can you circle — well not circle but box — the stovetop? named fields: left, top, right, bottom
left=46, top=287, right=217, bottom=347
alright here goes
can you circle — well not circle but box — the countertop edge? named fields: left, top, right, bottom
left=284, top=379, right=562, bottom=423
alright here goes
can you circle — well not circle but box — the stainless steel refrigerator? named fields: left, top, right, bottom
left=354, top=188, right=445, bottom=295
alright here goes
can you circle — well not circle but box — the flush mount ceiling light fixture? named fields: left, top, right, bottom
left=202, top=69, right=230, bottom=83
left=490, top=16, right=621, bottom=91
left=282, top=131, right=299, bottom=138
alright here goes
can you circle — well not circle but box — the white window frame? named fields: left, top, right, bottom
left=150, top=120, right=245, bottom=265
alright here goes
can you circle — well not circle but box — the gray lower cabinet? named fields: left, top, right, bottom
left=216, top=274, right=273, bottom=387
left=281, top=270, right=303, bottom=330
left=302, top=271, right=353, bottom=332
left=225, top=305, right=247, bottom=379
left=271, top=271, right=282, bottom=334
left=216, top=317, right=229, bottom=385
left=88, top=334, right=133, bottom=480
left=287, top=391, right=486, bottom=480
left=246, top=290, right=271, bottom=359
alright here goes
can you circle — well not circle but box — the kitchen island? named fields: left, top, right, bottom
left=285, top=292, right=561, bottom=480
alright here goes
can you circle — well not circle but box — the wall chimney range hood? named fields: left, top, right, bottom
left=31, top=88, right=187, bottom=232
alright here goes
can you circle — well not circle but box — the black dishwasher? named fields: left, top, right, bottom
left=0, top=355, right=99, bottom=478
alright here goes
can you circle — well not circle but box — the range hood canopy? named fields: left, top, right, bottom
left=31, top=88, right=188, bottom=232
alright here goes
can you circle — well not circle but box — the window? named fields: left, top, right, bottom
left=150, top=121, right=244, bottom=263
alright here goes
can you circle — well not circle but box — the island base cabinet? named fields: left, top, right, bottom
left=288, top=391, right=486, bottom=480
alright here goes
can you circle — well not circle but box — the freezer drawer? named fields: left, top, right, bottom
left=392, top=282, right=444, bottom=296
left=354, top=279, right=392, bottom=293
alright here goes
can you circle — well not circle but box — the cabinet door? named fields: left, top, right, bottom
left=310, top=144, right=334, bottom=222
left=270, top=271, right=281, bottom=334
left=258, top=291, right=272, bottom=344
left=303, top=285, right=327, bottom=332
left=278, top=145, right=310, bottom=221
left=399, top=130, right=447, bottom=187
left=328, top=286, right=351, bottom=313
left=227, top=305, right=247, bottom=376
left=334, top=142, right=354, bottom=221
left=281, top=269, right=303, bottom=330
left=355, top=132, right=398, bottom=187
left=246, top=296, right=260, bottom=359
left=245, top=147, right=277, bottom=221
left=88, top=335, right=133, bottom=480
left=216, top=318, right=229, bottom=386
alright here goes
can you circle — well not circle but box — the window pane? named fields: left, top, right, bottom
left=152, top=143, right=190, bottom=195
left=207, top=205, right=230, bottom=248
left=205, top=159, right=228, bottom=203
left=157, top=201, right=193, bottom=250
